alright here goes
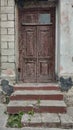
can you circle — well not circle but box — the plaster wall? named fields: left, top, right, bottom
left=59, top=0, right=73, bottom=77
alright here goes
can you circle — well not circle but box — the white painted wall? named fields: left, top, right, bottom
left=59, top=0, right=73, bottom=78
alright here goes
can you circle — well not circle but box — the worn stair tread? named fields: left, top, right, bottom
left=11, top=90, right=62, bottom=96
left=21, top=113, right=73, bottom=128
left=14, top=83, right=59, bottom=87
left=14, top=84, right=60, bottom=91
left=59, top=113, right=73, bottom=124
left=8, top=100, right=66, bottom=107
left=0, top=127, right=72, bottom=130
left=21, top=113, right=60, bottom=124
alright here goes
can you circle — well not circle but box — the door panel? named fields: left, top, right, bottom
left=25, top=26, right=36, bottom=57
left=21, top=26, right=37, bottom=82
left=37, top=26, right=51, bottom=57
left=37, top=25, right=54, bottom=82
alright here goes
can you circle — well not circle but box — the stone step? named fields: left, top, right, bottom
left=10, top=90, right=63, bottom=100
left=7, top=100, right=66, bottom=114
left=0, top=127, right=73, bottom=130
left=21, top=113, right=73, bottom=128
left=21, top=113, right=60, bottom=127
left=14, top=84, right=60, bottom=91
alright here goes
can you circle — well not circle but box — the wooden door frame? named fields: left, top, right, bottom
left=15, top=7, right=56, bottom=81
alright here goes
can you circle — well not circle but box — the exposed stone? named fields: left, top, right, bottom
left=1, top=49, right=15, bottom=56
left=1, top=0, right=8, bottom=6
left=1, top=35, right=14, bottom=42
left=8, top=56, right=15, bottom=62
left=59, top=114, right=73, bottom=128
left=1, top=63, right=15, bottom=69
left=1, top=21, right=14, bottom=28
left=1, top=29, right=7, bottom=35
left=8, top=42, right=15, bottom=48
left=1, top=42, right=7, bottom=48
left=1, top=56, right=8, bottom=62
left=1, top=14, right=7, bottom=21
left=8, top=28, right=14, bottom=34
left=3, top=69, right=15, bottom=75
left=1, top=7, right=14, bottom=14
left=8, top=0, right=15, bottom=6
left=8, top=14, right=14, bottom=21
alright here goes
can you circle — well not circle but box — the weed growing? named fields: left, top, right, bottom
left=7, top=111, right=24, bottom=128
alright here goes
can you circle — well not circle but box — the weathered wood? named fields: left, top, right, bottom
left=18, top=7, right=55, bottom=82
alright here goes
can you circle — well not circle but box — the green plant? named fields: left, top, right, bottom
left=28, top=109, right=34, bottom=116
left=27, top=109, right=34, bottom=122
left=7, top=111, right=24, bottom=128
left=37, top=99, right=41, bottom=106
left=5, top=96, right=10, bottom=104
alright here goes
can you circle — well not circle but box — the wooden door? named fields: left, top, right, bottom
left=18, top=8, right=55, bottom=82
left=37, top=25, right=55, bottom=82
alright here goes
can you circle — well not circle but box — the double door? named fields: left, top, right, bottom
left=18, top=8, right=55, bottom=82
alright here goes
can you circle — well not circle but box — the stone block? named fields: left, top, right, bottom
left=8, top=56, right=15, bottom=62
left=1, top=14, right=7, bottom=21
left=8, top=28, right=14, bottom=34
left=1, top=63, right=15, bottom=69
left=8, top=42, right=14, bottom=48
left=1, top=56, right=8, bottom=62
left=1, top=42, right=7, bottom=48
left=1, top=49, right=15, bottom=56
left=1, top=21, right=14, bottom=28
left=1, top=35, right=14, bottom=42
left=1, top=7, right=14, bottom=14
left=67, top=107, right=73, bottom=118
left=8, top=14, right=14, bottom=20
left=8, top=0, right=15, bottom=6
left=1, top=69, right=15, bottom=78
left=1, top=0, right=7, bottom=6
left=1, top=28, right=7, bottom=35
left=59, top=113, right=73, bottom=128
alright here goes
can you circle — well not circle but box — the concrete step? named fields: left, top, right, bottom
left=7, top=100, right=66, bottom=114
left=21, top=113, right=73, bottom=128
left=10, top=90, right=63, bottom=100
left=14, top=84, right=60, bottom=91
left=22, top=113, right=60, bottom=127
left=0, top=128, right=73, bottom=130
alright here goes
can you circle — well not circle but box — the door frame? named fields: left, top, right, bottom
left=15, top=1, right=60, bottom=83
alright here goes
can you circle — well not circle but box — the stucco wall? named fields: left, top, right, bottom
left=59, top=0, right=73, bottom=77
